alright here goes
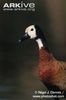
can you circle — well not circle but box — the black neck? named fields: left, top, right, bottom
left=35, top=25, right=50, bottom=52
left=35, top=34, right=50, bottom=52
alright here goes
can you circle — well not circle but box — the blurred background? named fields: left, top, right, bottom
left=0, top=0, right=66, bottom=100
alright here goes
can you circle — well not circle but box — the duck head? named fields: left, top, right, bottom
left=18, top=25, right=46, bottom=42
left=18, top=25, right=49, bottom=50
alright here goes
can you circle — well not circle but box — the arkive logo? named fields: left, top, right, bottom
left=3, top=1, right=35, bottom=11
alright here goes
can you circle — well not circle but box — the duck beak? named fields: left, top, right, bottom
left=18, top=34, right=30, bottom=43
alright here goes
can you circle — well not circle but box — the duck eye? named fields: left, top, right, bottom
left=31, top=28, right=34, bottom=31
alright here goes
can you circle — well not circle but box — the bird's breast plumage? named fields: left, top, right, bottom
left=38, top=47, right=66, bottom=90
left=38, top=47, right=54, bottom=82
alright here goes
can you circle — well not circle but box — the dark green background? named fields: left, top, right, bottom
left=0, top=0, right=66, bottom=100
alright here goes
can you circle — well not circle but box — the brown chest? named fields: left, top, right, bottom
left=38, top=60, right=63, bottom=86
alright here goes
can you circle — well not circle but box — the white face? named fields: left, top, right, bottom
left=25, top=25, right=37, bottom=39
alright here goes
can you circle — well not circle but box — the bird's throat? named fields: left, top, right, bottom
left=36, top=38, right=43, bottom=49
left=36, top=38, right=49, bottom=51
